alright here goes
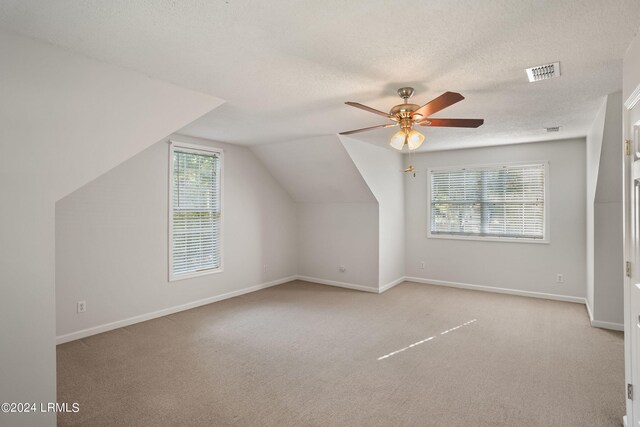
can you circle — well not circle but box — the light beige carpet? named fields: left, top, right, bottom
left=57, top=281, right=624, bottom=426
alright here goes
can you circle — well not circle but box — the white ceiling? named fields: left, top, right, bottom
left=1, top=0, right=639, bottom=152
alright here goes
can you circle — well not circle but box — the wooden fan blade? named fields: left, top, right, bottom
left=412, top=92, right=464, bottom=119
left=419, top=118, right=484, bottom=128
left=345, top=102, right=392, bottom=118
left=339, top=123, right=398, bottom=135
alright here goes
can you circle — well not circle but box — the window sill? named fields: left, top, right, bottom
left=427, top=233, right=549, bottom=245
left=169, top=268, right=224, bottom=282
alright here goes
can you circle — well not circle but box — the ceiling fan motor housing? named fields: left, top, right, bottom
left=391, top=87, right=422, bottom=120
left=390, top=103, right=421, bottom=119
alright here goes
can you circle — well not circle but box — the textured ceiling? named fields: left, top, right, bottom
left=1, top=0, right=639, bottom=152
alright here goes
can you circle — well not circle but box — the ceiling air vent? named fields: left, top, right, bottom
left=526, top=62, right=560, bottom=82
left=546, top=126, right=560, bottom=132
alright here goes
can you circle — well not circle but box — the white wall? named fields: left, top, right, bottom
left=586, top=91, right=624, bottom=328
left=252, top=136, right=381, bottom=289
left=341, top=137, right=405, bottom=288
left=0, top=31, right=220, bottom=426
left=405, top=139, right=586, bottom=300
left=297, top=203, right=379, bottom=290
left=593, top=92, right=624, bottom=326
left=594, top=202, right=623, bottom=324
left=56, top=134, right=297, bottom=339
left=586, top=99, right=607, bottom=311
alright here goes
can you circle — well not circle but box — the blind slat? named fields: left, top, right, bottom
left=430, top=164, right=545, bottom=239
left=171, top=148, right=221, bottom=276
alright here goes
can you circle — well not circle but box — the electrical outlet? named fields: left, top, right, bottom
left=263, top=264, right=267, bottom=273
left=77, top=301, right=86, bottom=313
left=420, top=261, right=425, bottom=269
left=556, top=274, right=564, bottom=284
left=338, top=265, right=346, bottom=273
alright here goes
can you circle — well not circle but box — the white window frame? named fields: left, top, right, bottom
left=426, top=161, right=550, bottom=244
left=168, top=140, right=224, bottom=281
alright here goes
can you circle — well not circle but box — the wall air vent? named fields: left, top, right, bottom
left=526, top=62, right=560, bottom=82
left=545, top=126, right=560, bottom=132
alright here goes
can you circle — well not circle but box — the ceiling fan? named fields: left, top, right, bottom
left=340, top=87, right=484, bottom=151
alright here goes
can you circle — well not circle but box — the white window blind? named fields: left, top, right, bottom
left=170, top=145, right=221, bottom=278
left=430, top=163, right=546, bottom=240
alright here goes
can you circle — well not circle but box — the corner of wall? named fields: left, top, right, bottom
left=339, top=136, right=406, bottom=290
left=589, top=91, right=624, bottom=327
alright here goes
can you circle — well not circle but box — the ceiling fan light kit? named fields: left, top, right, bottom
left=340, top=87, right=484, bottom=151
left=406, top=129, right=425, bottom=150
left=389, top=130, right=406, bottom=150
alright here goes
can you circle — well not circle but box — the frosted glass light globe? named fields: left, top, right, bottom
left=406, top=129, right=425, bottom=150
left=389, top=130, right=406, bottom=150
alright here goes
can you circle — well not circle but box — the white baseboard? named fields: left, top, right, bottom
left=296, top=275, right=403, bottom=294
left=58, top=274, right=624, bottom=345
left=405, top=277, right=623, bottom=330
left=56, top=275, right=297, bottom=345
left=404, top=276, right=587, bottom=304
left=585, top=299, right=624, bottom=331
left=379, top=277, right=405, bottom=293
left=591, top=319, right=624, bottom=331
left=585, top=300, right=594, bottom=322
left=298, top=276, right=625, bottom=331
left=296, top=275, right=379, bottom=293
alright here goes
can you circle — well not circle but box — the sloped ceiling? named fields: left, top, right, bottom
left=0, top=1, right=639, bottom=152
left=594, top=92, right=623, bottom=203
left=0, top=30, right=223, bottom=202
left=251, top=136, right=375, bottom=203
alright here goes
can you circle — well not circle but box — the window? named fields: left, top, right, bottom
left=169, top=142, right=222, bottom=280
left=429, top=163, right=547, bottom=241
